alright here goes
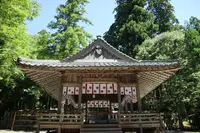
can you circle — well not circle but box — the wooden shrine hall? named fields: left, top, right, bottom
left=16, top=37, right=180, bottom=133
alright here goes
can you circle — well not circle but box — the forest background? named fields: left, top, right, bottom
left=1, top=0, right=200, bottom=130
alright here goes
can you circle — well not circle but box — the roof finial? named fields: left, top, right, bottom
left=97, top=35, right=101, bottom=39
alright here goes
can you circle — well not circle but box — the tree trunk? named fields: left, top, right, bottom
left=177, top=104, right=184, bottom=130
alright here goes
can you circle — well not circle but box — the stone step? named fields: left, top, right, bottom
left=80, top=127, right=122, bottom=133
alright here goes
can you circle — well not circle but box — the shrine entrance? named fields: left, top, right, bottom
left=63, top=81, right=132, bottom=124
left=87, top=100, right=112, bottom=124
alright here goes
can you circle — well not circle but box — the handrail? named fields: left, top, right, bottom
left=119, top=113, right=164, bottom=124
left=37, top=113, right=83, bottom=124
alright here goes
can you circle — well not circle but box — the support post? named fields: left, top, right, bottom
left=58, top=73, right=65, bottom=133
left=36, top=115, right=40, bottom=133
left=117, top=83, right=121, bottom=124
left=86, top=101, right=88, bottom=123
left=11, top=111, right=17, bottom=130
left=130, top=102, right=134, bottom=113
left=78, top=84, right=82, bottom=113
left=136, top=74, right=143, bottom=133
left=125, top=102, right=128, bottom=113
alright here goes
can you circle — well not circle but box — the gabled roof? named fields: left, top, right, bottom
left=17, top=37, right=180, bottom=69
left=64, top=37, right=138, bottom=62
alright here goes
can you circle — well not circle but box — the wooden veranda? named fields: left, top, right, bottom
left=15, top=37, right=180, bottom=133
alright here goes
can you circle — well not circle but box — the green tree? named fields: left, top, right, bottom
left=29, top=30, right=54, bottom=59
left=147, top=0, right=179, bottom=33
left=104, top=0, right=180, bottom=58
left=0, top=0, right=41, bottom=119
left=48, top=0, right=92, bottom=59
left=136, top=16, right=200, bottom=129
left=104, top=0, right=157, bottom=57
left=0, top=0, right=40, bottom=84
left=136, top=31, right=186, bottom=129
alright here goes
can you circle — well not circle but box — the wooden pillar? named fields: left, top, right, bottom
left=86, top=101, right=88, bottom=123
left=117, top=83, right=121, bottom=124
left=130, top=102, right=134, bottom=113
left=136, top=74, right=143, bottom=133
left=78, top=83, right=82, bottom=113
left=58, top=73, right=65, bottom=114
left=58, top=73, right=65, bottom=133
left=125, top=102, right=128, bottom=113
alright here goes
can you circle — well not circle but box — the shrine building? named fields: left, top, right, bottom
left=16, top=37, right=180, bottom=133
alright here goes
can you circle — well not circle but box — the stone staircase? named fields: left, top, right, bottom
left=80, top=126, right=122, bottom=133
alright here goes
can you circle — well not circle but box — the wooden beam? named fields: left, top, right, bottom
left=139, top=73, right=167, bottom=83
left=78, top=85, right=82, bottom=113
left=30, top=72, right=59, bottom=81
left=130, top=102, right=133, bottom=113
left=63, top=83, right=81, bottom=87
left=119, top=82, right=136, bottom=87
left=25, top=71, right=41, bottom=77
left=117, top=82, right=121, bottom=124
left=145, top=71, right=171, bottom=79
left=82, top=78, right=118, bottom=82
left=58, top=73, right=64, bottom=114
left=136, top=74, right=143, bottom=133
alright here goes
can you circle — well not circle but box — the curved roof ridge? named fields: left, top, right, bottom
left=63, top=37, right=139, bottom=62
left=63, top=38, right=97, bottom=62
left=99, top=37, right=139, bottom=62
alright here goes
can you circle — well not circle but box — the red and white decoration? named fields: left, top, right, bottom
left=120, top=86, right=136, bottom=96
left=82, top=82, right=118, bottom=95
left=63, top=87, right=80, bottom=95
left=93, top=83, right=100, bottom=94
left=63, top=83, right=136, bottom=96
left=87, top=100, right=110, bottom=108
left=75, top=103, right=86, bottom=109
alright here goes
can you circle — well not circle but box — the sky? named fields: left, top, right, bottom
left=26, top=0, right=200, bottom=37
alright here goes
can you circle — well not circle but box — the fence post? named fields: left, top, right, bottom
left=11, top=111, right=17, bottom=130
left=36, top=113, right=40, bottom=133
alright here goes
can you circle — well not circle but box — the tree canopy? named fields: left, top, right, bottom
left=47, top=0, right=92, bottom=59
left=104, top=0, right=156, bottom=57
left=0, top=0, right=40, bottom=84
left=104, top=0, right=181, bottom=58
left=136, top=17, right=200, bottom=129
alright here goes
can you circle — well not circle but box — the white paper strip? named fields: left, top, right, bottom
left=93, top=84, right=100, bottom=94
left=120, top=87, right=125, bottom=95
left=74, top=87, right=79, bottom=95
left=100, top=84, right=106, bottom=94
left=63, top=87, right=67, bottom=95
left=86, top=83, right=93, bottom=94
left=132, top=87, right=136, bottom=95
left=107, top=84, right=114, bottom=94
left=82, top=83, right=86, bottom=94
left=113, top=83, right=118, bottom=94
left=67, top=87, right=74, bottom=95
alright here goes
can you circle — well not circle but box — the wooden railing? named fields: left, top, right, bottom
left=37, top=113, right=83, bottom=124
left=119, top=113, right=164, bottom=124
left=11, top=111, right=37, bottom=130
left=10, top=111, right=164, bottom=130
left=11, top=112, right=83, bottom=130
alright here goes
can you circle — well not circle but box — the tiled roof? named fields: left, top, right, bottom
left=18, top=58, right=179, bottom=68
left=17, top=37, right=179, bottom=69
